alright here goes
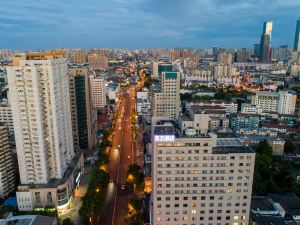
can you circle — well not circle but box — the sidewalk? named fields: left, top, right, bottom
left=59, top=164, right=93, bottom=225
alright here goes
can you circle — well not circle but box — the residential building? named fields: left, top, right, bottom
left=230, top=114, right=260, bottom=130
left=271, top=46, right=292, bottom=61
left=152, top=71, right=180, bottom=120
left=184, top=69, right=213, bottom=85
left=250, top=91, right=297, bottom=114
left=68, top=66, right=94, bottom=150
left=187, top=101, right=238, bottom=113
left=260, top=21, right=273, bottom=63
left=217, top=52, right=232, bottom=65
left=6, top=53, right=83, bottom=212
left=0, top=124, right=15, bottom=198
left=278, top=90, right=297, bottom=115
left=294, top=17, right=300, bottom=52
left=151, top=122, right=255, bottom=225
left=0, top=215, right=57, bottom=225
left=87, top=54, right=108, bottom=70
left=0, top=98, right=13, bottom=133
left=250, top=91, right=279, bottom=113
left=90, top=76, right=106, bottom=109
left=69, top=49, right=87, bottom=64
left=235, top=48, right=252, bottom=62
left=213, top=64, right=239, bottom=84
left=241, top=104, right=261, bottom=114
left=240, top=135, right=285, bottom=155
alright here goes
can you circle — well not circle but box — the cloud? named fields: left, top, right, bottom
left=0, top=0, right=299, bottom=49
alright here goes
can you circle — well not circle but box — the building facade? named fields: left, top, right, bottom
left=152, top=71, right=180, bottom=120
left=0, top=99, right=13, bottom=133
left=89, top=76, right=107, bottom=109
left=294, top=18, right=300, bottom=52
left=7, top=53, right=82, bottom=213
left=87, top=54, right=108, bottom=70
left=260, top=21, right=273, bottom=63
left=151, top=123, right=255, bottom=225
left=0, top=124, right=15, bottom=198
left=68, top=66, right=94, bottom=150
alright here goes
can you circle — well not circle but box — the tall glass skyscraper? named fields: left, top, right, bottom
left=260, top=21, right=273, bottom=63
left=294, top=18, right=300, bottom=52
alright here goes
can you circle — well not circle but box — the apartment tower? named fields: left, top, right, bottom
left=152, top=71, right=180, bottom=120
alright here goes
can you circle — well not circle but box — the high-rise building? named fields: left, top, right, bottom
left=235, top=48, right=252, bottom=62
left=294, top=18, right=300, bottom=52
left=217, top=52, right=232, bottom=65
left=152, top=71, right=180, bottom=120
left=213, top=46, right=219, bottom=57
left=68, top=66, right=94, bottom=150
left=90, top=76, right=107, bottom=109
left=0, top=98, right=13, bottom=133
left=70, top=49, right=87, bottom=64
left=0, top=123, right=15, bottom=198
left=253, top=43, right=260, bottom=58
left=151, top=62, right=173, bottom=79
left=271, top=46, right=292, bottom=61
left=278, top=90, right=297, bottom=115
left=7, top=53, right=83, bottom=212
left=151, top=121, right=255, bottom=225
left=260, top=21, right=273, bottom=63
left=87, top=54, right=108, bottom=70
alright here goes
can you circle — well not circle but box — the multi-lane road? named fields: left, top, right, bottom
left=98, top=83, right=141, bottom=225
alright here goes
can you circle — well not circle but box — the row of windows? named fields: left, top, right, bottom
left=156, top=195, right=248, bottom=201
left=157, top=188, right=249, bottom=195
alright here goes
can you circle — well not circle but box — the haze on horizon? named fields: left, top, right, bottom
left=0, top=0, right=299, bottom=50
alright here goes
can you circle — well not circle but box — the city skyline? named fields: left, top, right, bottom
left=0, top=0, right=300, bottom=49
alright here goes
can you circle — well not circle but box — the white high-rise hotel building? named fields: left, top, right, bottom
left=7, top=53, right=83, bottom=212
left=151, top=122, right=255, bottom=225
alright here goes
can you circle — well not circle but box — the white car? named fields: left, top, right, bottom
left=128, top=155, right=130, bottom=159
left=118, top=145, right=121, bottom=148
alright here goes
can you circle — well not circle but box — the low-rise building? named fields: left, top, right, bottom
left=240, top=135, right=285, bottom=155
left=0, top=214, right=57, bottom=225
left=229, top=114, right=260, bottom=130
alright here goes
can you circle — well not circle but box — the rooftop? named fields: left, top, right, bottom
left=212, top=145, right=254, bottom=154
left=251, top=196, right=276, bottom=211
left=0, top=215, right=56, bottom=225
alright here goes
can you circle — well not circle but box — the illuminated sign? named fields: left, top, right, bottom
left=154, top=135, right=175, bottom=142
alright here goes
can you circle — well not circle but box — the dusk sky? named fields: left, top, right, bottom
left=0, top=0, right=300, bottom=50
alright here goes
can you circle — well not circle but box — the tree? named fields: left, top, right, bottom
left=256, top=139, right=272, bottom=155
left=62, top=218, right=75, bottom=225
left=127, top=164, right=144, bottom=189
left=284, top=140, right=295, bottom=153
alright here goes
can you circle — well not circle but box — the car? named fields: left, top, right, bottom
left=128, top=155, right=130, bottom=159
left=110, top=177, right=113, bottom=182
left=121, top=184, right=126, bottom=190
left=118, top=127, right=121, bottom=130
left=118, top=145, right=121, bottom=148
